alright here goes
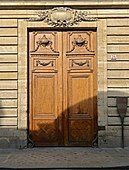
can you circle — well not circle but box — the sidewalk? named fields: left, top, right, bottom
left=0, top=147, right=129, bottom=169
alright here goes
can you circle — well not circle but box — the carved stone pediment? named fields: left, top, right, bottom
left=27, top=7, right=97, bottom=27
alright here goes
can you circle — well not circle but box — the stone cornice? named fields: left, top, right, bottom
left=0, top=0, right=129, bottom=9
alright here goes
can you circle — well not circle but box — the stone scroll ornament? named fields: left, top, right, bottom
left=27, top=7, right=97, bottom=27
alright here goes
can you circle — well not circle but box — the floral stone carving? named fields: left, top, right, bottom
left=27, top=7, right=97, bottom=27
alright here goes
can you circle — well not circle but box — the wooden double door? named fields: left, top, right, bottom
left=29, top=30, right=97, bottom=146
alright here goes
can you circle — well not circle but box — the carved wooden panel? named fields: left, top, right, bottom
left=32, top=119, right=59, bottom=146
left=32, top=57, right=57, bottom=72
left=29, top=31, right=59, bottom=55
left=66, top=31, right=95, bottom=55
left=69, top=119, right=93, bottom=145
left=69, top=58, right=93, bottom=71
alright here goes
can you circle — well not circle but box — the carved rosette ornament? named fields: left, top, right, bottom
left=27, top=7, right=97, bottom=27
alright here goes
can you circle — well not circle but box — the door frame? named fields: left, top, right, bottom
left=18, top=18, right=107, bottom=147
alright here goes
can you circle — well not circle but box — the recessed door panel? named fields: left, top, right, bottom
left=68, top=73, right=93, bottom=116
left=67, top=73, right=94, bottom=145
